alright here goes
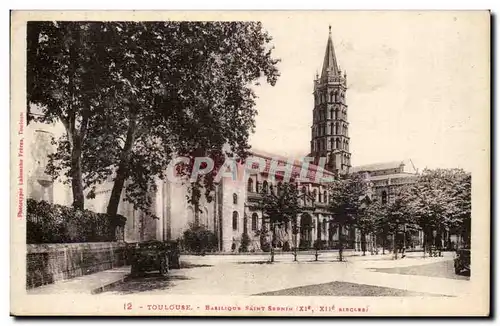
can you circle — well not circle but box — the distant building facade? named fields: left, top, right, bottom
left=352, top=160, right=424, bottom=250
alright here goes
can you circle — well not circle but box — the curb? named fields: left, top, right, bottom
left=91, top=274, right=130, bottom=294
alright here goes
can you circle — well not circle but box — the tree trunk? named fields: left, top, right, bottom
left=270, top=222, right=275, bottom=263
left=70, top=137, right=85, bottom=210
left=382, top=235, right=386, bottom=255
left=338, top=223, right=343, bottom=261
left=361, top=231, right=367, bottom=256
left=392, top=230, right=397, bottom=260
left=107, top=112, right=137, bottom=217
left=423, top=228, right=427, bottom=258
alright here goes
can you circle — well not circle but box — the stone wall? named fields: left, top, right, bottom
left=26, top=242, right=129, bottom=289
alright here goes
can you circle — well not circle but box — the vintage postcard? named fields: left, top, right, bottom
left=10, top=10, right=490, bottom=316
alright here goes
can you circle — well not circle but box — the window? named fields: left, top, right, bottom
left=232, top=211, right=239, bottom=230
left=324, top=191, right=328, bottom=203
left=255, top=180, right=260, bottom=193
left=262, top=181, right=268, bottom=193
left=233, top=193, right=238, bottom=205
left=251, top=213, right=258, bottom=231
left=330, top=109, right=333, bottom=119
left=318, top=190, right=322, bottom=203
left=247, top=178, right=254, bottom=193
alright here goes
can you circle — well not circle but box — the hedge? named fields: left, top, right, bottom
left=26, top=199, right=127, bottom=244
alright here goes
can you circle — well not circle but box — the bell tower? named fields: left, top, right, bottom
left=310, top=26, right=351, bottom=174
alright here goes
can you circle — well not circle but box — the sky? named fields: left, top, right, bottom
left=247, top=11, right=489, bottom=173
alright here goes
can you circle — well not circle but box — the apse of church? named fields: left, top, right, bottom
left=310, top=26, right=351, bottom=174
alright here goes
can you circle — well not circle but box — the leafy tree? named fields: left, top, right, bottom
left=27, top=22, right=116, bottom=209
left=410, top=168, right=471, bottom=252
left=326, top=173, right=367, bottom=261
left=28, top=21, right=280, bottom=218
left=357, top=196, right=379, bottom=255
left=382, top=186, right=417, bottom=259
left=258, top=181, right=302, bottom=262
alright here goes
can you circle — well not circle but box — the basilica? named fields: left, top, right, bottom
left=26, top=27, right=422, bottom=253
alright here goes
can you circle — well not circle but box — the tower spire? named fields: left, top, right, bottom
left=321, top=25, right=339, bottom=78
left=311, top=25, right=350, bottom=174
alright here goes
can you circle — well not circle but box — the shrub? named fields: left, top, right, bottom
left=26, top=199, right=126, bottom=244
left=313, top=240, right=325, bottom=250
left=239, top=232, right=251, bottom=252
left=260, top=233, right=271, bottom=252
left=282, top=241, right=291, bottom=252
left=182, top=223, right=218, bottom=254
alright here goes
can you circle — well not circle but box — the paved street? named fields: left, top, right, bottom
left=100, top=251, right=471, bottom=297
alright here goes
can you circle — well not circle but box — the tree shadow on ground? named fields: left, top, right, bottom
left=255, top=281, right=450, bottom=297
left=370, top=260, right=470, bottom=281
left=180, top=262, right=213, bottom=269
left=102, top=274, right=192, bottom=294
left=237, top=261, right=274, bottom=265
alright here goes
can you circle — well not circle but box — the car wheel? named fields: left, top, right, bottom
left=160, top=257, right=169, bottom=276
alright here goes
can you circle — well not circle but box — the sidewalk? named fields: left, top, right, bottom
left=28, top=266, right=131, bottom=295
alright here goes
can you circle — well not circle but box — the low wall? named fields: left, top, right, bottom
left=26, top=242, right=129, bottom=289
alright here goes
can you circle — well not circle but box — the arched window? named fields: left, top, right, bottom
left=330, top=138, right=334, bottom=150
left=251, top=213, right=258, bottom=231
left=382, top=191, right=388, bottom=205
left=232, top=211, right=238, bottom=230
left=330, top=123, right=334, bottom=134
left=330, top=109, right=333, bottom=119
left=233, top=193, right=238, bottom=205
left=262, top=180, right=268, bottom=193
left=247, top=178, right=254, bottom=193
left=318, top=190, right=322, bottom=203
left=324, top=191, right=328, bottom=203
left=329, top=92, right=334, bottom=102
left=322, top=220, right=327, bottom=234
left=336, top=138, right=341, bottom=149
left=255, top=180, right=260, bottom=193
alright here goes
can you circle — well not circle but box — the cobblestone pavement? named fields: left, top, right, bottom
left=101, top=251, right=471, bottom=297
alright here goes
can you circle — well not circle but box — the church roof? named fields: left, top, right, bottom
left=351, top=161, right=406, bottom=173
left=321, top=26, right=340, bottom=79
left=367, top=173, right=419, bottom=182
left=351, top=159, right=418, bottom=174
left=249, top=148, right=336, bottom=182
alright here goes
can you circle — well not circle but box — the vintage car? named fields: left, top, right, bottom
left=454, top=248, right=471, bottom=276
left=130, top=240, right=181, bottom=277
